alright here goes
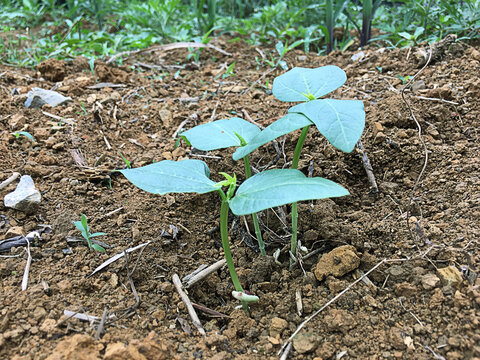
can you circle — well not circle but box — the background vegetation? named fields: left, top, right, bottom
left=0, top=0, right=479, bottom=67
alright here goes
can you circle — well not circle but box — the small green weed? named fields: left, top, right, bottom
left=73, top=214, right=106, bottom=253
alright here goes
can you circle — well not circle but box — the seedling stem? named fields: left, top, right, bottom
left=243, top=155, right=266, bottom=256
left=290, top=125, right=310, bottom=268
left=218, top=189, right=248, bottom=310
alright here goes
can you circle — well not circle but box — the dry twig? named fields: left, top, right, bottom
left=172, top=273, right=206, bottom=335
left=0, top=172, right=20, bottom=190
left=184, top=259, right=226, bottom=288
left=356, top=140, right=379, bottom=194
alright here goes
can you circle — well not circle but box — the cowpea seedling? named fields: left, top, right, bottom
left=119, top=159, right=348, bottom=308
left=232, top=65, right=365, bottom=266
left=179, top=117, right=267, bottom=255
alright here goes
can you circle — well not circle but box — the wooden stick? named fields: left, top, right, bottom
left=94, top=307, right=108, bottom=340
left=0, top=172, right=20, bottom=190
left=172, top=273, right=206, bottom=336
left=184, top=259, right=226, bottom=288
left=356, top=140, right=378, bottom=194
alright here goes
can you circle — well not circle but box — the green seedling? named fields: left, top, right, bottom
left=232, top=66, right=365, bottom=267
left=73, top=214, right=106, bottom=253
left=119, top=159, right=348, bottom=308
left=215, top=62, right=236, bottom=80
left=397, top=74, right=411, bottom=84
left=119, top=152, right=131, bottom=169
left=12, top=131, right=35, bottom=142
left=179, top=117, right=266, bottom=255
left=398, top=26, right=425, bottom=46
left=265, top=40, right=304, bottom=70
left=80, top=101, right=88, bottom=115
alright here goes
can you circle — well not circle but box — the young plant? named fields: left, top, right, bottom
left=325, top=0, right=349, bottom=53
left=179, top=117, right=266, bottom=255
left=73, top=214, right=106, bottom=252
left=232, top=66, right=365, bottom=266
left=119, top=159, right=348, bottom=308
left=12, top=131, right=35, bottom=142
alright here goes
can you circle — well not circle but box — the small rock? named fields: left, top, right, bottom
left=109, top=273, right=118, bottom=288
left=373, top=122, right=384, bottom=137
left=397, top=129, right=409, bottom=138
left=394, top=282, right=417, bottom=297
left=429, top=288, right=444, bottom=308
left=159, top=108, right=172, bottom=127
left=374, top=131, right=386, bottom=143
left=40, top=318, right=57, bottom=334
left=297, top=55, right=307, bottom=62
left=4, top=175, right=41, bottom=214
left=437, top=266, right=463, bottom=289
left=8, top=114, right=26, bottom=130
left=270, top=317, right=288, bottom=338
left=448, top=335, right=462, bottom=348
left=324, top=309, right=357, bottom=333
left=205, top=333, right=226, bottom=347
left=387, top=265, right=405, bottom=281
left=293, top=332, right=318, bottom=354
left=314, top=245, right=360, bottom=281
left=304, top=229, right=318, bottom=241
left=351, top=51, right=365, bottom=62
left=32, top=306, right=47, bottom=321
left=5, top=226, right=24, bottom=238
left=53, top=210, right=76, bottom=236
left=411, top=80, right=426, bottom=92
left=389, top=327, right=406, bottom=350
left=57, top=279, right=72, bottom=292
left=172, top=147, right=186, bottom=158
left=24, top=88, right=72, bottom=108
left=162, top=151, right=173, bottom=160
left=454, top=290, right=471, bottom=308
left=316, top=341, right=335, bottom=359
left=471, top=49, right=480, bottom=61
left=421, top=273, right=440, bottom=290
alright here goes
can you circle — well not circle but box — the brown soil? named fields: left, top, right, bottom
left=1, top=37, right=479, bottom=360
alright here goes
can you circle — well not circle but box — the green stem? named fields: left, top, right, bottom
left=219, top=190, right=247, bottom=310
left=290, top=125, right=310, bottom=268
left=243, top=156, right=266, bottom=256
left=292, top=126, right=310, bottom=169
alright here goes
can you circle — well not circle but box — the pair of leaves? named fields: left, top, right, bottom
left=232, top=97, right=365, bottom=160
left=233, top=66, right=365, bottom=158
left=119, top=159, right=349, bottom=215
left=180, top=66, right=364, bottom=160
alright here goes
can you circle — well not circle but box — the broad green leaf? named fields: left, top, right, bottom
left=229, top=169, right=349, bottom=215
left=232, top=113, right=312, bottom=161
left=272, top=66, right=347, bottom=102
left=289, top=99, right=365, bottom=153
left=180, top=117, right=261, bottom=151
left=119, top=159, right=217, bottom=195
